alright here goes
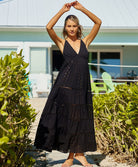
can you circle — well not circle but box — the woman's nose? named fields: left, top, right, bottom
left=70, top=27, right=74, bottom=31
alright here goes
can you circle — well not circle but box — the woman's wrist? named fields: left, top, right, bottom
left=59, top=8, right=66, bottom=15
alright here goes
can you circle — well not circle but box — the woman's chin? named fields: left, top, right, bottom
left=68, top=33, right=77, bottom=37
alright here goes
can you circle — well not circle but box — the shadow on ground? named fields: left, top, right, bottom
left=46, top=152, right=106, bottom=167
left=26, top=146, right=47, bottom=167
left=26, top=146, right=107, bottom=167
left=47, top=158, right=67, bottom=166
left=86, top=153, right=107, bottom=166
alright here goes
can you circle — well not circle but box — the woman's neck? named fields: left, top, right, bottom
left=67, top=36, right=78, bottom=42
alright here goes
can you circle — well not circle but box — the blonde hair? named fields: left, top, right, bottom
left=63, top=15, right=83, bottom=39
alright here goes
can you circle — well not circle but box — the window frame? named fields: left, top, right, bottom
left=88, top=48, right=123, bottom=78
left=24, top=42, right=52, bottom=74
left=0, top=42, right=23, bottom=55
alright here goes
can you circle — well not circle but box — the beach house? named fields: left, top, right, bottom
left=0, top=0, right=138, bottom=97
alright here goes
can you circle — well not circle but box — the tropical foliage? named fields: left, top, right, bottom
left=0, top=50, right=36, bottom=166
left=93, top=83, right=138, bottom=163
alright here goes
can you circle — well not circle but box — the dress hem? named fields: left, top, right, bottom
left=34, top=145, right=97, bottom=153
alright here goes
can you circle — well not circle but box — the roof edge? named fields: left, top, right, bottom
left=0, top=26, right=138, bottom=33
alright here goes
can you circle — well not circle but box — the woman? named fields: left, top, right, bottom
left=34, top=1, right=102, bottom=166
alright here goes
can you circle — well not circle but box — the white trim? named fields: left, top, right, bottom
left=97, top=52, right=100, bottom=78
left=24, top=42, right=52, bottom=73
left=24, top=42, right=52, bottom=48
left=120, top=49, right=123, bottom=76
left=92, top=78, right=138, bottom=82
left=51, top=42, right=138, bottom=46
left=52, top=27, right=138, bottom=33
left=50, top=48, right=53, bottom=75
left=0, top=27, right=46, bottom=32
left=0, top=26, right=138, bottom=33
left=48, top=48, right=52, bottom=74
left=88, top=49, right=122, bottom=54
left=88, top=63, right=138, bottom=68
left=0, top=42, right=23, bottom=54
left=99, top=28, right=138, bottom=33
left=90, top=43, right=138, bottom=46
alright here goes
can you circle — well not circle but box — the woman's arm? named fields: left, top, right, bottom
left=72, top=1, right=102, bottom=48
left=46, top=3, right=71, bottom=53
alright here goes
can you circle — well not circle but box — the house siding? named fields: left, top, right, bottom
left=0, top=31, right=138, bottom=43
left=123, top=46, right=138, bottom=76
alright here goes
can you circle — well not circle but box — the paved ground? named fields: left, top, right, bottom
left=27, top=98, right=136, bottom=167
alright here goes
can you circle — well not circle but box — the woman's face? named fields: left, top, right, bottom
left=65, top=19, right=78, bottom=37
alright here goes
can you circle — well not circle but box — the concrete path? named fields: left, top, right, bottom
left=28, top=98, right=134, bottom=167
left=46, top=150, right=98, bottom=167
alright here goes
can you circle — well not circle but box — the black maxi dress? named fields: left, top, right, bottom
left=34, top=39, right=97, bottom=153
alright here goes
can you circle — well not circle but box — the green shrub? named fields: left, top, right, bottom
left=93, top=83, right=138, bottom=163
left=0, top=50, right=36, bottom=166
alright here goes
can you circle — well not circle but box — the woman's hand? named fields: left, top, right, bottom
left=62, top=3, right=72, bottom=13
left=71, top=1, right=84, bottom=10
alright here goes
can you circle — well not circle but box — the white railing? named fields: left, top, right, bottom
left=88, top=63, right=138, bottom=83
left=88, top=63, right=138, bottom=94
left=88, top=63, right=138, bottom=68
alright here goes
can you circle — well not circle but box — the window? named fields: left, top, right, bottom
left=88, top=51, right=121, bottom=78
left=24, top=42, right=52, bottom=74
left=100, top=52, right=120, bottom=78
left=30, top=47, right=50, bottom=74
left=88, top=52, right=98, bottom=78
left=0, top=48, right=17, bottom=59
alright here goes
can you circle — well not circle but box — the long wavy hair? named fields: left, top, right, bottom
left=63, top=15, right=83, bottom=39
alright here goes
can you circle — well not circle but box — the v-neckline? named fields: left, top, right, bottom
left=66, top=39, right=82, bottom=55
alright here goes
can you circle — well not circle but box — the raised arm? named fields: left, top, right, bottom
left=72, top=1, right=102, bottom=48
left=46, top=3, right=71, bottom=53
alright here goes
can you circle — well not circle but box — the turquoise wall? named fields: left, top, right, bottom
left=123, top=46, right=138, bottom=76
left=84, top=31, right=138, bottom=43
left=0, top=31, right=50, bottom=42
left=97, top=32, right=138, bottom=43
left=0, top=31, right=138, bottom=43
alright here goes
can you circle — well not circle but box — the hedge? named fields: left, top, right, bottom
left=0, top=50, right=36, bottom=166
left=93, top=83, right=138, bottom=163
